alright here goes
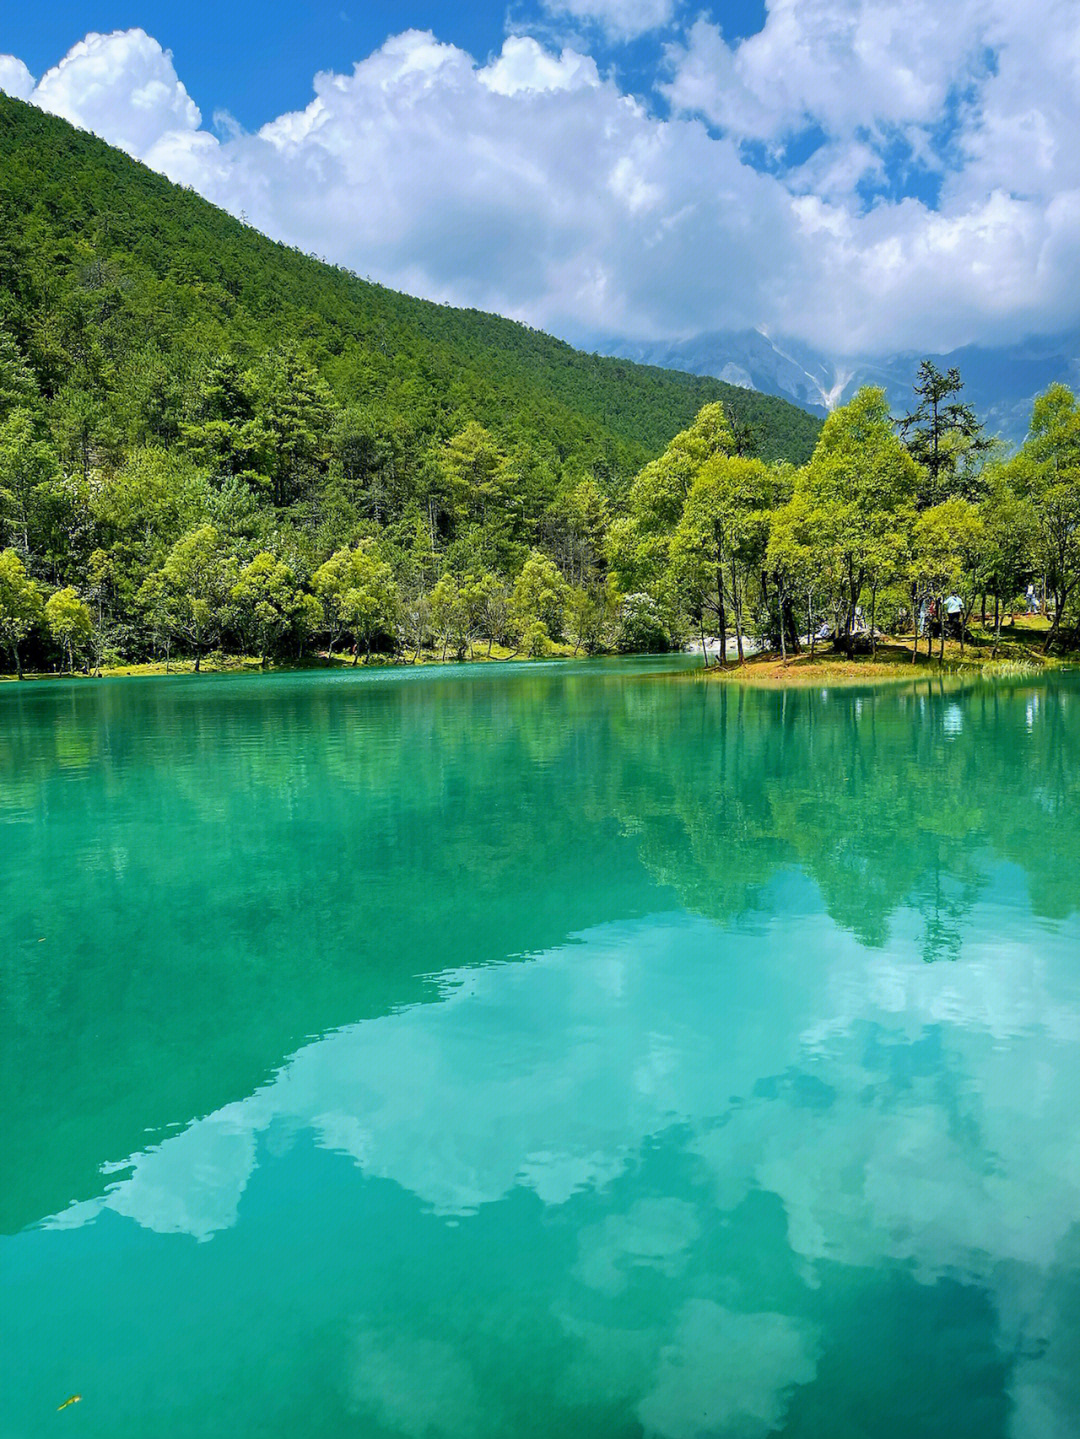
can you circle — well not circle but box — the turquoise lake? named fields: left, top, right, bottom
left=3, top=659, right=1080, bottom=1438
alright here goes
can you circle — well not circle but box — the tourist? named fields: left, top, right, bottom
left=945, top=593, right=964, bottom=636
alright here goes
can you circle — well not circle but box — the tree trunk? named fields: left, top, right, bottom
left=715, top=568, right=727, bottom=668
left=730, top=561, right=744, bottom=664
left=1042, top=590, right=1067, bottom=653
left=699, top=615, right=710, bottom=668
left=870, top=586, right=878, bottom=658
left=960, top=598, right=977, bottom=654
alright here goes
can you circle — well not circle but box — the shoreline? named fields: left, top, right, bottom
left=693, top=631, right=1075, bottom=686
left=2, top=625, right=1074, bottom=688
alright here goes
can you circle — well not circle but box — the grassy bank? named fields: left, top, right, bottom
left=699, top=617, right=1077, bottom=687
left=4, top=618, right=1075, bottom=686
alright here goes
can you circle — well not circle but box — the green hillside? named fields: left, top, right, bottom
left=0, top=96, right=818, bottom=469
left=0, top=95, right=822, bottom=673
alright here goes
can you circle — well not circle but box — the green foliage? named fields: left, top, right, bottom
left=511, top=551, right=569, bottom=639
left=312, top=542, right=399, bottom=660
left=913, top=500, right=984, bottom=601
left=231, top=552, right=305, bottom=663
left=0, top=547, right=44, bottom=676
left=150, top=525, right=238, bottom=670
left=1, top=98, right=1075, bottom=672
left=899, top=360, right=990, bottom=506
left=1005, top=383, right=1080, bottom=646
left=0, top=94, right=826, bottom=672
left=615, top=592, right=671, bottom=653
left=797, top=388, right=919, bottom=641
left=44, top=585, right=92, bottom=671
left=520, top=619, right=551, bottom=657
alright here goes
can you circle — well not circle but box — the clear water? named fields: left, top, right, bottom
left=3, top=660, right=1080, bottom=1439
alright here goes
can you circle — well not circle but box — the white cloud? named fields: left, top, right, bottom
left=0, top=55, right=36, bottom=100
left=8, top=14, right=1080, bottom=356
left=478, top=36, right=600, bottom=95
left=31, top=29, right=200, bottom=158
left=540, top=0, right=676, bottom=43
left=661, top=3, right=993, bottom=147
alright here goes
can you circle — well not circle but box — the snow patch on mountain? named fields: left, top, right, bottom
left=599, top=329, right=1080, bottom=446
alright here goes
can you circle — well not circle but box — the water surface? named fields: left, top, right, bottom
left=3, top=661, right=1080, bottom=1438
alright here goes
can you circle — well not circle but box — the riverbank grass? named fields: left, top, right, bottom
left=701, top=616, right=1075, bottom=687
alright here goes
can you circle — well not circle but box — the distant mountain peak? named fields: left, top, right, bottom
left=599, top=328, right=1080, bottom=445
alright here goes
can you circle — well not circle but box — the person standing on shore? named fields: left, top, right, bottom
left=945, top=593, right=964, bottom=636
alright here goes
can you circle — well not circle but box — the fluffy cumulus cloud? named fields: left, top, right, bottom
left=0, top=55, right=36, bottom=100
left=2, top=5, right=1079, bottom=356
left=28, top=30, right=201, bottom=158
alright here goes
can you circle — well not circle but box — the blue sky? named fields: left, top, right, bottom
left=2, top=1, right=769, bottom=129
left=1, top=1, right=1077, bottom=358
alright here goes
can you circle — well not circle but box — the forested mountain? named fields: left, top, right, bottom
left=4, top=95, right=1074, bottom=679
left=0, top=94, right=829, bottom=673
left=0, top=96, right=819, bottom=470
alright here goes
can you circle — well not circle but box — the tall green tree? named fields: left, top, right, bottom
left=511, top=550, right=569, bottom=645
left=606, top=402, right=735, bottom=595
left=976, top=471, right=1036, bottom=651
left=313, top=541, right=399, bottom=662
left=0, top=547, right=44, bottom=677
left=153, top=525, right=237, bottom=671
left=799, top=388, right=918, bottom=651
left=44, top=586, right=93, bottom=672
left=899, top=361, right=990, bottom=507
left=231, top=552, right=304, bottom=665
left=1010, top=383, right=1080, bottom=650
left=0, top=409, right=61, bottom=556
left=670, top=455, right=776, bottom=664
left=911, top=499, right=984, bottom=659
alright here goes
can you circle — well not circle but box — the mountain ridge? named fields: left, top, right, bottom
left=601, top=327, right=1080, bottom=446
left=0, top=95, right=822, bottom=470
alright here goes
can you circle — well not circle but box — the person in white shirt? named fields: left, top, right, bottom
left=944, top=593, right=963, bottom=636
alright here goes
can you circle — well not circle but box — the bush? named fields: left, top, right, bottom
left=615, top=593, right=671, bottom=653
left=520, top=620, right=550, bottom=656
